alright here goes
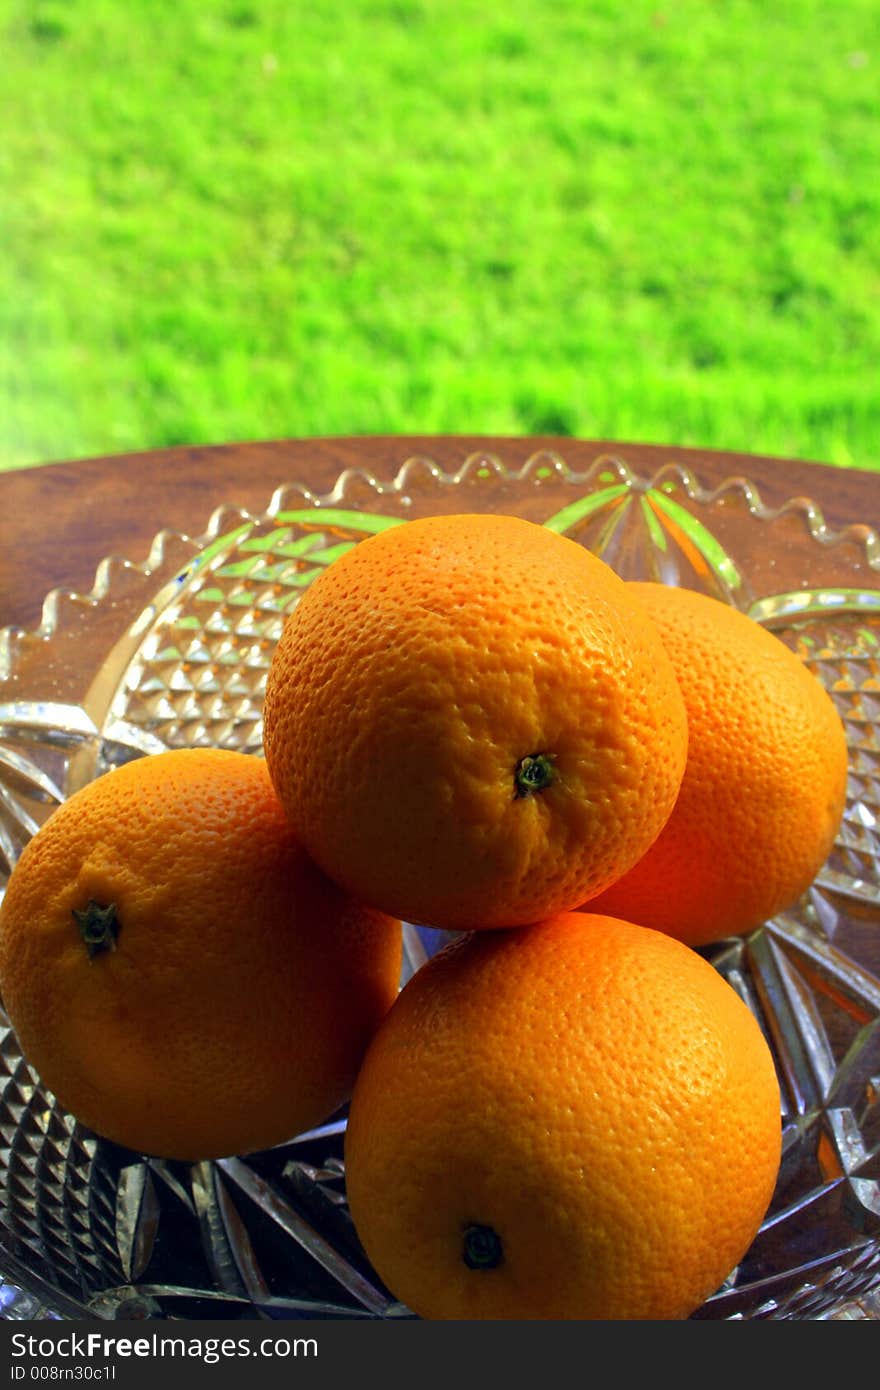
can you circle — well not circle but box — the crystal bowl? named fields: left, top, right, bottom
left=1, top=448, right=879, bottom=1321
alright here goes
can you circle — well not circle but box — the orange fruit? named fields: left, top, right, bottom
left=262, top=513, right=688, bottom=930
left=344, top=912, right=781, bottom=1321
left=0, top=748, right=402, bottom=1161
left=588, top=583, right=849, bottom=945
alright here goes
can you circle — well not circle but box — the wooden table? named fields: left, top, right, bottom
left=1, top=434, right=878, bottom=633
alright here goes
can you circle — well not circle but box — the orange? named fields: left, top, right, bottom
left=588, top=583, right=849, bottom=945
left=344, top=912, right=782, bottom=1321
left=0, top=748, right=402, bottom=1161
left=262, top=513, right=688, bottom=930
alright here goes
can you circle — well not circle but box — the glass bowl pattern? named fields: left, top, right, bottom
left=0, top=448, right=879, bottom=1322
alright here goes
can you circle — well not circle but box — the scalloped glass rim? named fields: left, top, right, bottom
left=1, top=447, right=879, bottom=1324
left=3, top=449, right=880, bottom=656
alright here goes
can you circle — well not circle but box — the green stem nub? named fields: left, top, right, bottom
left=73, top=901, right=120, bottom=959
left=462, top=1223, right=504, bottom=1271
left=514, top=752, right=555, bottom=799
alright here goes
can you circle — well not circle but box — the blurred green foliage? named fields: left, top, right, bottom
left=1, top=0, right=878, bottom=470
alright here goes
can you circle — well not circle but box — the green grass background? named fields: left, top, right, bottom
left=1, top=0, right=879, bottom=471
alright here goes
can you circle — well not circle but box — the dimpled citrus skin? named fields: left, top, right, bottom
left=262, top=513, right=688, bottom=931
left=344, top=912, right=782, bottom=1321
left=0, top=748, right=402, bottom=1161
left=589, top=583, right=849, bottom=946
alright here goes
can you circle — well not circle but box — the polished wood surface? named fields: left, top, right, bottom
left=1, top=435, right=878, bottom=632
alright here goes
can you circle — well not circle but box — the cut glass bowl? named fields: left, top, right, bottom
left=1, top=448, right=879, bottom=1321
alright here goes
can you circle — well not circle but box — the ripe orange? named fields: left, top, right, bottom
left=344, top=912, right=781, bottom=1321
left=262, top=513, right=688, bottom=931
left=588, top=583, right=849, bottom=945
left=0, top=748, right=402, bottom=1161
